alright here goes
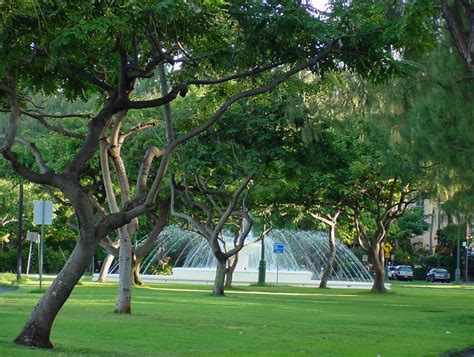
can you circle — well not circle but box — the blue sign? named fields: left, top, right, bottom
left=273, top=243, right=284, bottom=254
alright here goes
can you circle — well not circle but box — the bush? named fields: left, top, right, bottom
left=413, top=267, right=429, bottom=280
left=0, top=272, right=17, bottom=287
left=150, top=257, right=173, bottom=275
left=43, top=247, right=67, bottom=273
left=0, top=250, right=17, bottom=272
left=0, top=245, right=69, bottom=274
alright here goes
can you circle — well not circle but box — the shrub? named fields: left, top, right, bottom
left=1, top=245, right=69, bottom=274
left=413, top=267, right=429, bottom=280
left=0, top=250, right=17, bottom=272
left=43, top=247, right=67, bottom=273
left=0, top=272, right=17, bottom=287
left=150, top=257, right=173, bottom=275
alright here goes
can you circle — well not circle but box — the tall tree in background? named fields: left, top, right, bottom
left=441, top=0, right=474, bottom=72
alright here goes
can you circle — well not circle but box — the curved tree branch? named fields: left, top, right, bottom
left=0, top=134, right=49, bottom=174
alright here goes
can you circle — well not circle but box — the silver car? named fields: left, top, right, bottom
left=395, top=265, right=414, bottom=281
left=387, top=266, right=397, bottom=280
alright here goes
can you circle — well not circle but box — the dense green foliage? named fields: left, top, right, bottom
left=399, top=36, right=474, bottom=214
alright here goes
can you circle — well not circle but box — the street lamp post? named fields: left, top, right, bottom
left=455, top=224, right=461, bottom=284
left=257, top=235, right=266, bottom=286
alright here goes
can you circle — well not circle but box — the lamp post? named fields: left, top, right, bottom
left=257, top=235, right=266, bottom=286
left=455, top=223, right=461, bottom=284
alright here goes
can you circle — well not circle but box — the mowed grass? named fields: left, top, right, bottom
left=0, top=281, right=473, bottom=356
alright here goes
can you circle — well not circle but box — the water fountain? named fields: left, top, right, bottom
left=101, top=225, right=374, bottom=288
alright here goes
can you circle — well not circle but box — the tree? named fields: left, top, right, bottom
left=440, top=0, right=474, bottom=72
left=310, top=211, right=340, bottom=288
left=0, top=0, right=436, bottom=348
left=171, top=170, right=254, bottom=296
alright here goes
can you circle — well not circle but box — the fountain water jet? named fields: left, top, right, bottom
left=101, top=226, right=374, bottom=288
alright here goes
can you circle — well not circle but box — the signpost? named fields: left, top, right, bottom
left=273, top=243, right=284, bottom=284
left=26, top=231, right=40, bottom=277
left=383, top=242, right=393, bottom=259
left=33, top=200, right=53, bottom=288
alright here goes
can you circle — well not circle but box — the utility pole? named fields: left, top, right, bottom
left=16, top=181, right=24, bottom=281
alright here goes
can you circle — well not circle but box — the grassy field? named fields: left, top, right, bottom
left=0, top=280, right=473, bottom=356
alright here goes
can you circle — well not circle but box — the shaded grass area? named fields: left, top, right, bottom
left=0, top=281, right=473, bottom=356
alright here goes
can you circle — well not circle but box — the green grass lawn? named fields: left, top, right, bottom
left=0, top=280, right=473, bottom=356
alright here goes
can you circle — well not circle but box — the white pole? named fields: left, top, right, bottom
left=39, top=200, right=45, bottom=288
left=26, top=240, right=33, bottom=276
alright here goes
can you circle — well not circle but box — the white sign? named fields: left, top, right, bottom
left=26, top=231, right=40, bottom=243
left=33, top=200, right=53, bottom=225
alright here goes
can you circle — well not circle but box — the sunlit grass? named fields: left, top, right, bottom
left=0, top=281, right=473, bottom=356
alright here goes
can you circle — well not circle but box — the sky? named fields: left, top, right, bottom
left=311, top=0, right=329, bottom=11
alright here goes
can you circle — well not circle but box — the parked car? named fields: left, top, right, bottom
left=426, top=268, right=450, bottom=283
left=395, top=265, right=414, bottom=281
left=387, top=266, right=397, bottom=280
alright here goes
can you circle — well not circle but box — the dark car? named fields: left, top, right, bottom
left=426, top=268, right=450, bottom=283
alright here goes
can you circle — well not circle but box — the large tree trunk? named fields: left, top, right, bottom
left=319, top=224, right=336, bottom=289
left=115, top=228, right=133, bottom=313
left=98, top=253, right=114, bottom=283
left=213, top=258, right=227, bottom=296
left=14, top=239, right=98, bottom=349
left=370, top=243, right=386, bottom=293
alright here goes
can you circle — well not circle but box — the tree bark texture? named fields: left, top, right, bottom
left=98, top=253, right=115, bottom=283
left=132, top=260, right=143, bottom=286
left=14, top=239, right=98, bottom=348
left=213, top=258, right=227, bottom=296
left=225, top=255, right=239, bottom=288
left=370, top=243, right=387, bottom=293
left=115, top=227, right=133, bottom=313
left=319, top=224, right=336, bottom=289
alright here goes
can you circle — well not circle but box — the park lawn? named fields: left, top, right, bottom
left=0, top=281, right=473, bottom=356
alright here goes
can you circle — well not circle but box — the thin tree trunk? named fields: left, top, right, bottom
left=132, top=259, right=143, bottom=286
left=14, top=239, right=98, bottom=348
left=115, top=228, right=133, bottom=313
left=225, top=255, right=238, bottom=288
left=319, top=224, right=336, bottom=288
left=98, top=253, right=114, bottom=283
left=371, top=243, right=386, bottom=293
left=213, top=258, right=227, bottom=296
left=131, top=204, right=170, bottom=286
